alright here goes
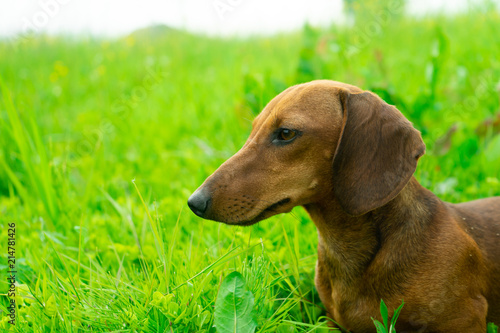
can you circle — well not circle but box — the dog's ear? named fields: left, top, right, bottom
left=332, top=91, right=426, bottom=216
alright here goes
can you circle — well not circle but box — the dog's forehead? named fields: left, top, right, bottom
left=252, top=81, right=354, bottom=130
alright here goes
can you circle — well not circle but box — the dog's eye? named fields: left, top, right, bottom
left=277, top=128, right=296, bottom=141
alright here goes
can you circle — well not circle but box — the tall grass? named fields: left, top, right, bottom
left=0, top=7, right=499, bottom=332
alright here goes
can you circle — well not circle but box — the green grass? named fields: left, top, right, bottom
left=0, top=5, right=499, bottom=332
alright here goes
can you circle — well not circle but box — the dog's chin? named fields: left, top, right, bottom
left=217, top=198, right=292, bottom=227
left=229, top=218, right=262, bottom=227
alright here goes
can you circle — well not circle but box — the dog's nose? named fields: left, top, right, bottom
left=188, top=189, right=211, bottom=217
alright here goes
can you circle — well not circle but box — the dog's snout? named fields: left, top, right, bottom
left=188, top=189, right=211, bottom=217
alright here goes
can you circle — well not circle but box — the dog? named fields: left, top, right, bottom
left=188, top=80, right=500, bottom=332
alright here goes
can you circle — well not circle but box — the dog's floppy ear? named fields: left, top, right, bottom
left=332, top=91, right=425, bottom=216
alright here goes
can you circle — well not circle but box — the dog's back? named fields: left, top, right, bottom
left=451, top=197, right=500, bottom=323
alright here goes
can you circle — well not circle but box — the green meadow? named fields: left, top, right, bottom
left=1, top=4, right=500, bottom=332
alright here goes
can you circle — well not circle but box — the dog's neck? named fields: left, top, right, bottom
left=304, top=177, right=440, bottom=288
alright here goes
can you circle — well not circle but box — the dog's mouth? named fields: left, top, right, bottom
left=235, top=198, right=291, bottom=226
left=262, top=198, right=291, bottom=213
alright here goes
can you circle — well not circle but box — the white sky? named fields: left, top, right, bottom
left=0, top=0, right=488, bottom=38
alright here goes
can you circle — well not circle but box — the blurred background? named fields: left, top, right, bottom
left=0, top=0, right=499, bottom=332
left=0, top=0, right=493, bottom=37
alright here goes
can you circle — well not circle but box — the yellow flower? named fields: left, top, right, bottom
left=126, top=36, right=135, bottom=47
left=54, top=61, right=68, bottom=77
left=97, top=65, right=106, bottom=76
left=49, top=72, right=59, bottom=83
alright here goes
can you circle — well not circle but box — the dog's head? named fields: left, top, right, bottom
left=188, top=80, right=425, bottom=225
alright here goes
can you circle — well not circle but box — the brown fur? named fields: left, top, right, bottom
left=188, top=80, right=500, bottom=332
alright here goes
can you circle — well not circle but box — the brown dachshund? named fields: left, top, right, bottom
left=188, top=80, right=500, bottom=332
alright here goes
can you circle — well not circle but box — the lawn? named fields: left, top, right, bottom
left=0, top=3, right=499, bottom=332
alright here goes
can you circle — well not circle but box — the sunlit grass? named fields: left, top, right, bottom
left=0, top=8, right=499, bottom=332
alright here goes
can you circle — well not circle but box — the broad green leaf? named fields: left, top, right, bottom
left=214, top=271, right=257, bottom=333
left=487, top=322, right=499, bottom=333
left=380, top=299, right=389, bottom=329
